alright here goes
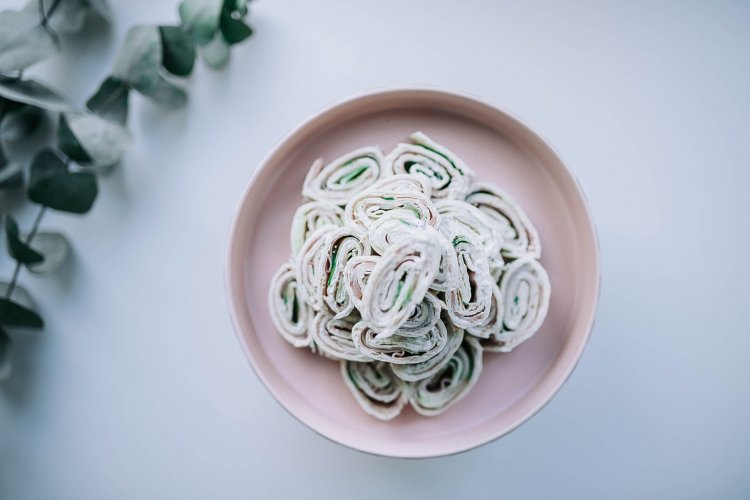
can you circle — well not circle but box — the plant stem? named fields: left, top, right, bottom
left=4, top=206, right=47, bottom=300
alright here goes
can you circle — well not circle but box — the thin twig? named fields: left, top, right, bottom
left=4, top=206, right=47, bottom=300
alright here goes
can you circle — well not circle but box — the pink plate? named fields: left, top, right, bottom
left=226, top=88, right=600, bottom=458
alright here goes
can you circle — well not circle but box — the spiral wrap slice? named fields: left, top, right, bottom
left=360, top=229, right=443, bottom=337
left=483, top=257, right=551, bottom=353
left=384, top=132, right=474, bottom=200
left=302, top=147, right=384, bottom=205
left=465, top=182, right=541, bottom=259
left=410, top=336, right=483, bottom=416
left=342, top=360, right=408, bottom=420
left=267, top=263, right=312, bottom=348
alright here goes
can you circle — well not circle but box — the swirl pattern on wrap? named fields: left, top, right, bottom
left=302, top=147, right=384, bottom=205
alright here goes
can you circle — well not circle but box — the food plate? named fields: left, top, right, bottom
left=226, top=88, right=599, bottom=458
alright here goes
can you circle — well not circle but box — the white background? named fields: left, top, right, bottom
left=2, top=0, right=749, bottom=498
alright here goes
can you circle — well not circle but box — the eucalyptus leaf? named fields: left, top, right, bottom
left=159, top=26, right=195, bottom=76
left=4, top=214, right=44, bottom=265
left=219, top=0, right=252, bottom=45
left=27, top=148, right=98, bottom=214
left=83, top=0, right=113, bottom=23
left=22, top=0, right=88, bottom=34
left=0, top=161, right=23, bottom=189
left=0, top=78, right=72, bottom=112
left=86, top=77, right=129, bottom=124
left=200, top=31, right=230, bottom=69
left=27, top=232, right=69, bottom=274
left=112, top=26, right=187, bottom=108
left=0, top=9, right=59, bottom=72
left=57, top=114, right=91, bottom=163
left=0, top=143, right=24, bottom=189
left=0, top=327, right=10, bottom=382
left=0, top=103, right=45, bottom=142
left=179, top=0, right=222, bottom=46
left=59, top=112, right=131, bottom=167
left=0, top=282, right=43, bottom=328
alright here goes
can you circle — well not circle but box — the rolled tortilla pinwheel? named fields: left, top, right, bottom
left=429, top=230, right=460, bottom=293
left=295, top=225, right=336, bottom=310
left=410, top=336, right=483, bottom=416
left=343, top=255, right=378, bottom=312
left=483, top=257, right=551, bottom=353
left=302, top=147, right=384, bottom=206
left=384, top=132, right=474, bottom=200
left=392, top=313, right=465, bottom=382
left=314, top=226, right=371, bottom=318
left=309, top=311, right=371, bottom=362
left=351, top=317, right=448, bottom=365
left=444, top=230, right=494, bottom=329
left=360, top=229, right=443, bottom=337
left=368, top=173, right=433, bottom=197
left=465, top=182, right=542, bottom=259
left=344, top=187, right=439, bottom=232
left=466, top=282, right=504, bottom=339
left=268, top=262, right=312, bottom=348
left=342, top=360, right=409, bottom=420
left=289, top=201, right=344, bottom=256
left=435, top=199, right=504, bottom=269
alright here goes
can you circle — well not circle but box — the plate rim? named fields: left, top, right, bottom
left=225, top=86, right=601, bottom=458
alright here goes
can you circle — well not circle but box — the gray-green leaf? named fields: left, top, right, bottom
left=23, top=0, right=86, bottom=34
left=86, top=77, right=129, bottom=124
left=0, top=78, right=72, bottom=112
left=4, top=214, right=44, bottom=265
left=59, top=112, right=131, bottom=167
left=179, top=0, right=222, bottom=46
left=112, top=26, right=187, bottom=108
left=0, top=103, right=45, bottom=142
left=0, top=282, right=44, bottom=328
left=27, top=148, right=98, bottom=214
left=0, top=9, right=59, bottom=72
left=0, top=327, right=11, bottom=382
left=200, top=31, right=230, bottom=69
left=27, top=232, right=69, bottom=274
left=0, top=143, right=24, bottom=189
left=159, top=26, right=196, bottom=76
left=83, top=0, right=113, bottom=23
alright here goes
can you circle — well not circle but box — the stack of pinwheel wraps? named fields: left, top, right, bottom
left=268, top=132, right=551, bottom=420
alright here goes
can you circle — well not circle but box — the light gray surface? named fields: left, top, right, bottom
left=2, top=0, right=749, bottom=498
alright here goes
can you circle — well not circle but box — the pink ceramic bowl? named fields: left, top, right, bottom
left=226, top=88, right=600, bottom=458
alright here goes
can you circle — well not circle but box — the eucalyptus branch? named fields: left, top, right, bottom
left=0, top=0, right=255, bottom=380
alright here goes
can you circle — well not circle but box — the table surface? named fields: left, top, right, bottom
left=2, top=1, right=749, bottom=498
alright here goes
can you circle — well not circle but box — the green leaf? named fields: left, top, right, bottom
left=220, top=0, right=252, bottom=45
left=27, top=232, right=69, bottom=274
left=112, top=26, right=187, bottom=108
left=22, top=0, right=88, bottom=34
left=0, top=9, right=59, bottom=72
left=27, top=148, right=98, bottom=214
left=83, top=0, right=113, bottom=23
left=0, top=283, right=43, bottom=328
left=159, top=26, right=196, bottom=76
left=0, top=103, right=45, bottom=142
left=200, top=31, right=230, bottom=69
left=86, top=77, right=129, bottom=124
left=57, top=114, right=92, bottom=163
left=58, top=112, right=131, bottom=167
left=0, top=78, right=72, bottom=112
left=0, top=142, right=23, bottom=189
left=179, top=0, right=222, bottom=46
left=0, top=327, right=11, bottom=382
left=4, top=214, right=43, bottom=265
